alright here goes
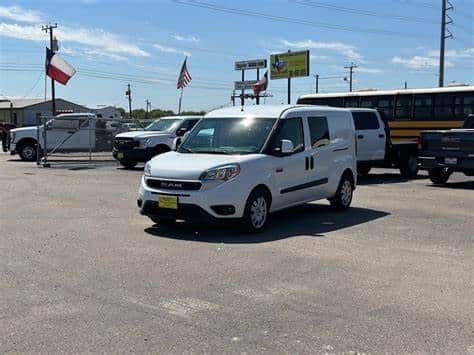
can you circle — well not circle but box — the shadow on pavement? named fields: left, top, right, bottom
left=144, top=203, right=390, bottom=244
left=357, top=172, right=428, bottom=186
left=427, top=180, right=474, bottom=190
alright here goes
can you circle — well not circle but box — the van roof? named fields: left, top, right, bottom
left=205, top=105, right=349, bottom=119
left=158, top=115, right=203, bottom=120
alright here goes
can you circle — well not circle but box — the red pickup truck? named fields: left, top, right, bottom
left=1, top=122, right=17, bottom=152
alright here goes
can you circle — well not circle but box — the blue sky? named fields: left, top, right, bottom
left=0, top=0, right=473, bottom=112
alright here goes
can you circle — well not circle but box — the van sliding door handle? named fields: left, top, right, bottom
left=378, top=134, right=385, bottom=138
left=357, top=135, right=364, bottom=139
left=310, top=156, right=314, bottom=170
left=305, top=157, right=310, bottom=170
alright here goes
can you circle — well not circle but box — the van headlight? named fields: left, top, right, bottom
left=200, top=164, right=240, bottom=181
left=144, top=162, right=152, bottom=177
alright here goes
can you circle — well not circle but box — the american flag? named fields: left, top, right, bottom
left=177, top=57, right=192, bottom=89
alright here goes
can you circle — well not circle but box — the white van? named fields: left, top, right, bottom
left=137, top=105, right=357, bottom=232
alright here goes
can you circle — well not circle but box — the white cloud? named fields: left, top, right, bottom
left=426, top=48, right=474, bottom=59
left=153, top=43, right=191, bottom=57
left=0, top=5, right=42, bottom=23
left=391, top=55, right=453, bottom=69
left=171, top=33, right=200, bottom=43
left=0, top=22, right=149, bottom=57
left=357, top=67, right=383, bottom=74
left=61, top=46, right=128, bottom=62
left=281, top=39, right=363, bottom=62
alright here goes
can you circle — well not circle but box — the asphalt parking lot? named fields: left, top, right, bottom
left=1, top=153, right=473, bottom=354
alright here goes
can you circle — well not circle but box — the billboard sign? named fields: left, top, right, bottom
left=234, top=80, right=259, bottom=90
left=270, top=50, right=310, bottom=80
left=234, top=59, right=267, bottom=71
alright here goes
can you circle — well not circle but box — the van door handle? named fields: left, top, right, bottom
left=358, top=135, right=364, bottom=139
left=310, top=156, right=314, bottom=170
left=67, top=130, right=76, bottom=134
left=378, top=134, right=385, bottom=138
left=305, top=157, right=310, bottom=170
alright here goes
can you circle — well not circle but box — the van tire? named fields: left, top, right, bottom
left=242, top=189, right=270, bottom=233
left=18, top=141, right=37, bottom=162
left=120, top=161, right=137, bottom=169
left=329, top=174, right=353, bottom=210
left=400, top=154, right=419, bottom=178
left=428, top=167, right=451, bottom=185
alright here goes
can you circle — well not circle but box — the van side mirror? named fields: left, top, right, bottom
left=176, top=127, right=187, bottom=137
left=280, top=139, right=294, bottom=155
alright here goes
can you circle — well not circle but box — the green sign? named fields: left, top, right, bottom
left=270, top=50, right=310, bottom=80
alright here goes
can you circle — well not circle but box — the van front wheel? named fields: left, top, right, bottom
left=329, top=175, right=353, bottom=210
left=243, top=190, right=270, bottom=233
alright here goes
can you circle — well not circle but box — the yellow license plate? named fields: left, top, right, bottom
left=158, top=195, right=178, bottom=209
left=117, top=152, right=124, bottom=159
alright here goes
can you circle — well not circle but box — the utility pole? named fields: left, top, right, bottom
left=344, top=63, right=358, bottom=92
left=439, top=0, right=453, bottom=87
left=145, top=99, right=151, bottom=119
left=42, top=24, right=58, bottom=116
left=126, top=84, right=132, bottom=120
left=313, top=74, right=319, bottom=93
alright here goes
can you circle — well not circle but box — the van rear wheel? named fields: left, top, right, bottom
left=119, top=160, right=137, bottom=169
left=329, top=174, right=353, bottom=210
left=400, top=154, right=419, bottom=178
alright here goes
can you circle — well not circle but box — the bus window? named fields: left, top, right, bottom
left=433, top=94, right=455, bottom=121
left=344, top=97, right=359, bottom=108
left=361, top=95, right=394, bottom=120
left=395, top=94, right=412, bottom=120
left=413, top=94, right=433, bottom=120
left=455, top=94, right=474, bottom=119
left=322, top=97, right=344, bottom=107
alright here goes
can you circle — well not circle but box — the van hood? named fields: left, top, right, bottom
left=116, top=131, right=169, bottom=139
left=148, top=151, right=257, bottom=180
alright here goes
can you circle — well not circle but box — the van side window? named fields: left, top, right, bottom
left=181, top=119, right=199, bottom=131
left=352, top=112, right=380, bottom=130
left=270, top=117, right=305, bottom=154
left=308, top=116, right=330, bottom=148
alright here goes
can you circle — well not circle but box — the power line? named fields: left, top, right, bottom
left=291, top=0, right=438, bottom=24
left=173, top=0, right=432, bottom=38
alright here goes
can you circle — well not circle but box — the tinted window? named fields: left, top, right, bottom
left=269, top=117, right=305, bottom=154
left=344, top=97, right=360, bottom=108
left=454, top=94, right=474, bottom=120
left=395, top=94, right=412, bottom=120
left=413, top=94, right=433, bottom=120
left=180, top=119, right=199, bottom=131
left=433, top=94, right=455, bottom=120
left=352, top=112, right=380, bottom=130
left=308, top=117, right=330, bottom=148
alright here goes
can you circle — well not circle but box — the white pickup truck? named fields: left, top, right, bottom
left=7, top=113, right=118, bottom=161
left=347, top=109, right=419, bottom=177
left=112, top=116, right=201, bottom=168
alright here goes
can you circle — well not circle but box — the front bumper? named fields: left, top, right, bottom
left=138, top=176, right=248, bottom=221
left=113, top=148, right=156, bottom=163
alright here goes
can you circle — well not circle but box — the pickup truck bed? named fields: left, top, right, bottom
left=419, top=127, right=474, bottom=184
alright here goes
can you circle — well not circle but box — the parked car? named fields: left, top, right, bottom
left=419, top=115, right=474, bottom=184
left=113, top=116, right=202, bottom=168
left=345, top=108, right=419, bottom=177
left=137, top=105, right=357, bottom=232
left=1, top=122, right=16, bottom=152
left=6, top=113, right=115, bottom=161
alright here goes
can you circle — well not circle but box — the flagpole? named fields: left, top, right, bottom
left=178, top=88, right=184, bottom=114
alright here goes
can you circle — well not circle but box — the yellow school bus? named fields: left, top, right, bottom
left=297, top=86, right=474, bottom=144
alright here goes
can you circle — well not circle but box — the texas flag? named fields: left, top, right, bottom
left=45, top=48, right=76, bottom=85
left=253, top=71, right=268, bottom=95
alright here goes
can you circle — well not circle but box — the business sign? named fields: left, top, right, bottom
left=234, top=59, right=267, bottom=71
left=270, top=50, right=310, bottom=80
left=234, top=80, right=259, bottom=90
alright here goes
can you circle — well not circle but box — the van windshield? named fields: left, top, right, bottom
left=179, top=117, right=276, bottom=155
left=145, top=119, right=181, bottom=132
